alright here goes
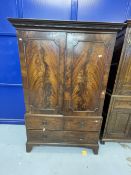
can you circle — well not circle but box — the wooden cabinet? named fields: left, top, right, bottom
left=102, top=21, right=131, bottom=142
left=9, top=18, right=123, bottom=154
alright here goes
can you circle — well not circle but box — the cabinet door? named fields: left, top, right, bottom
left=64, top=32, right=116, bottom=115
left=114, top=27, right=131, bottom=95
left=18, top=31, right=66, bottom=114
left=105, top=112, right=131, bottom=139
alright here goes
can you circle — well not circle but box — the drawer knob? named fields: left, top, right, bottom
left=80, top=121, right=85, bottom=128
left=43, top=128, right=46, bottom=132
left=94, top=120, right=98, bottom=123
left=42, top=121, right=48, bottom=125
left=79, top=138, right=84, bottom=141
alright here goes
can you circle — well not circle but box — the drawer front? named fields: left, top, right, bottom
left=63, top=131, right=99, bottom=144
left=64, top=117, right=102, bottom=131
left=27, top=130, right=99, bottom=144
left=26, top=114, right=63, bottom=130
left=27, top=130, right=63, bottom=143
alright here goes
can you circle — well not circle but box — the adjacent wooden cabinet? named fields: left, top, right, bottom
left=9, top=18, right=123, bottom=154
left=102, top=21, right=131, bottom=142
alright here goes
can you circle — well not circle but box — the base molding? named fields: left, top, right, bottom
left=26, top=142, right=99, bottom=155
left=102, top=138, right=131, bottom=143
left=0, top=118, right=25, bottom=125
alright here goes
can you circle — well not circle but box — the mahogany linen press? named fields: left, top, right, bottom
left=9, top=18, right=123, bottom=154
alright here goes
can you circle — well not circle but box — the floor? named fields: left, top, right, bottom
left=0, top=125, right=131, bottom=175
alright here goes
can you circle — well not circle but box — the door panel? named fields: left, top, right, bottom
left=64, top=33, right=116, bottom=115
left=18, top=31, right=66, bottom=114
left=114, top=29, right=131, bottom=95
left=106, top=112, right=131, bottom=138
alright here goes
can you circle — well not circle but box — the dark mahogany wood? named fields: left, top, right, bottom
left=26, top=114, right=64, bottom=130
left=9, top=18, right=124, bottom=154
left=102, top=21, right=131, bottom=142
left=64, top=116, right=102, bottom=131
left=8, top=18, right=124, bottom=31
left=27, top=130, right=99, bottom=143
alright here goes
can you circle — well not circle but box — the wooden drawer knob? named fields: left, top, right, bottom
left=80, top=121, right=85, bottom=128
left=43, top=128, right=46, bottom=132
left=79, top=138, right=84, bottom=141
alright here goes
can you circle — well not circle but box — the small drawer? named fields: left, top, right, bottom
left=63, top=131, right=99, bottom=144
left=27, top=130, right=64, bottom=143
left=26, top=114, right=63, bottom=130
left=64, top=116, right=102, bottom=131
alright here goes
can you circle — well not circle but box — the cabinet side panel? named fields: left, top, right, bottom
left=17, top=31, right=29, bottom=113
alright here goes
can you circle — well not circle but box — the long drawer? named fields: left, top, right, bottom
left=27, top=130, right=99, bottom=144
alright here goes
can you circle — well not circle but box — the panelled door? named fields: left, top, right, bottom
left=105, top=112, right=131, bottom=138
left=64, top=32, right=116, bottom=116
left=19, top=31, right=116, bottom=116
left=114, top=29, right=131, bottom=95
left=19, top=31, right=66, bottom=114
